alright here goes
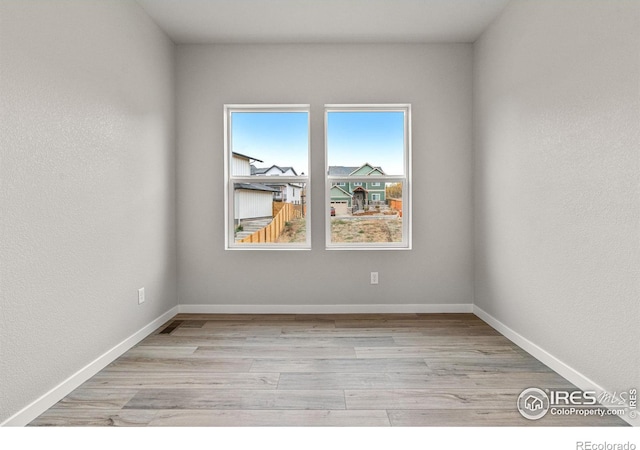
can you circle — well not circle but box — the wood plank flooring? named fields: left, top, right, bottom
left=29, top=313, right=627, bottom=427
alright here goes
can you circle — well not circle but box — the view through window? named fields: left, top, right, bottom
left=326, top=105, right=411, bottom=249
left=224, top=105, right=310, bottom=249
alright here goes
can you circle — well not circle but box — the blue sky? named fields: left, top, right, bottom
left=327, top=111, right=405, bottom=175
left=231, top=112, right=309, bottom=175
left=231, top=110, right=405, bottom=176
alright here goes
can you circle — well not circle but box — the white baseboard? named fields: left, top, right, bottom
left=178, top=303, right=474, bottom=314
left=1, top=306, right=180, bottom=427
left=473, top=305, right=638, bottom=427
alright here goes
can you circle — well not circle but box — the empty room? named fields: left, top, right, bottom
left=1, top=0, right=638, bottom=446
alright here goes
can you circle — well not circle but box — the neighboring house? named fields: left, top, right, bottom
left=251, top=164, right=298, bottom=177
left=232, top=152, right=276, bottom=224
left=328, top=163, right=386, bottom=211
left=251, top=164, right=303, bottom=205
left=232, top=151, right=262, bottom=176
left=234, top=183, right=279, bottom=224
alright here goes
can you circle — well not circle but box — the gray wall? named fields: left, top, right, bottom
left=0, top=1, right=177, bottom=423
left=176, top=44, right=474, bottom=307
left=474, top=0, right=639, bottom=395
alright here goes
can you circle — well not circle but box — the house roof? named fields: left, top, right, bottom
left=365, top=167, right=385, bottom=176
left=263, top=182, right=305, bottom=189
left=251, top=164, right=298, bottom=176
left=349, top=163, right=385, bottom=176
left=328, top=163, right=384, bottom=176
left=232, top=152, right=264, bottom=163
left=234, top=183, right=279, bottom=193
left=328, top=166, right=358, bottom=176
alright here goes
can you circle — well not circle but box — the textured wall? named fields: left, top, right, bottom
left=0, top=1, right=177, bottom=423
left=176, top=44, right=474, bottom=307
left=474, top=0, right=639, bottom=394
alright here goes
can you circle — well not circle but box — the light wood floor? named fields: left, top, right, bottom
left=29, top=313, right=627, bottom=426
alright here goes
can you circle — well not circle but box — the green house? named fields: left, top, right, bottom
left=328, top=163, right=386, bottom=212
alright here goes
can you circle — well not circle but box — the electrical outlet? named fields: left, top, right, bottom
left=370, top=272, right=379, bottom=285
left=138, top=287, right=145, bottom=305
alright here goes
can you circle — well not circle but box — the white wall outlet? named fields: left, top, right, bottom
left=370, top=272, right=379, bottom=285
left=138, top=287, right=145, bottom=305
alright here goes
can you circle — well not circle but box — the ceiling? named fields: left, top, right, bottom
left=136, top=0, right=511, bottom=44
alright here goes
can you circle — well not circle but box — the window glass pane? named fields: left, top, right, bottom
left=327, top=111, right=405, bottom=176
left=234, top=182, right=307, bottom=244
left=329, top=182, right=403, bottom=244
left=231, top=111, right=308, bottom=176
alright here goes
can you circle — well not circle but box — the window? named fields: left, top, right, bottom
left=224, top=105, right=310, bottom=249
left=325, top=104, right=411, bottom=249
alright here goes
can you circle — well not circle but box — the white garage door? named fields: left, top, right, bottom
left=331, top=201, right=349, bottom=216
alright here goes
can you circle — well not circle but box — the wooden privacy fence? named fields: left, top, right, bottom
left=239, top=202, right=302, bottom=244
left=388, top=198, right=403, bottom=217
left=273, top=202, right=306, bottom=218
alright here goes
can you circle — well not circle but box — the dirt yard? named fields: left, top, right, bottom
left=276, top=218, right=307, bottom=243
left=331, top=217, right=402, bottom=243
left=276, top=216, right=402, bottom=244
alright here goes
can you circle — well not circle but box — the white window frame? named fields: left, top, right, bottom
left=371, top=193, right=381, bottom=202
left=325, top=104, right=411, bottom=250
left=224, top=104, right=311, bottom=250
